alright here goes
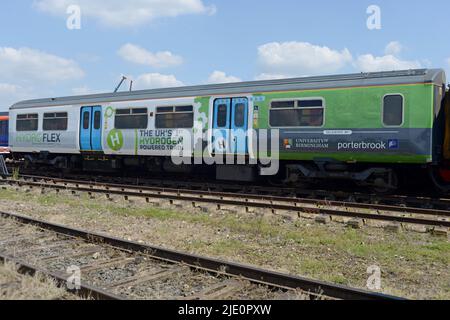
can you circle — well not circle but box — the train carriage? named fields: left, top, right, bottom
left=0, top=112, right=9, bottom=154
left=8, top=68, right=450, bottom=193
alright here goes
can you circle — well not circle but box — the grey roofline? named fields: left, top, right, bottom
left=10, top=68, right=446, bottom=110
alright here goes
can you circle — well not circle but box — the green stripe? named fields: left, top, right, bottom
left=134, top=129, right=138, bottom=155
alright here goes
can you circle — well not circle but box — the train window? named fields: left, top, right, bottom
left=217, top=104, right=228, bottom=127
left=16, top=114, right=38, bottom=131
left=116, top=109, right=131, bottom=115
left=155, top=105, right=194, bottom=129
left=157, top=107, right=174, bottom=113
left=83, top=111, right=90, bottom=129
left=270, top=99, right=324, bottom=127
left=115, top=108, right=148, bottom=129
left=176, top=106, right=193, bottom=113
left=271, top=101, right=295, bottom=109
left=234, top=103, right=246, bottom=127
left=383, top=95, right=403, bottom=126
left=132, top=108, right=148, bottom=115
left=43, top=112, right=68, bottom=131
left=298, top=100, right=323, bottom=108
left=0, top=121, right=7, bottom=145
left=94, top=111, right=101, bottom=130
left=270, top=109, right=324, bottom=127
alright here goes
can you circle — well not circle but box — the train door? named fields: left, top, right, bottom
left=231, top=98, right=249, bottom=154
left=80, top=106, right=103, bottom=151
left=212, top=98, right=249, bottom=154
left=213, top=99, right=231, bottom=153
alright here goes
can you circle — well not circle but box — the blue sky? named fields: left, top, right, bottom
left=0, top=0, right=450, bottom=111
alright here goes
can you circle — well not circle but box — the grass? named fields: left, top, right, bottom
left=0, top=262, right=71, bottom=300
left=0, top=187, right=448, bottom=299
left=11, top=167, right=20, bottom=180
left=1, top=188, right=449, bottom=265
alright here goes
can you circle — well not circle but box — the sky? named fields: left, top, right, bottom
left=1, top=0, right=450, bottom=111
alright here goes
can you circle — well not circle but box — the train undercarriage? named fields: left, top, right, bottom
left=11, top=151, right=450, bottom=195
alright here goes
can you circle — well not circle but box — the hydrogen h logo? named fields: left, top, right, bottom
left=107, top=129, right=124, bottom=151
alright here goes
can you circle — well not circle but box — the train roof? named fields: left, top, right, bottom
left=10, top=68, right=446, bottom=110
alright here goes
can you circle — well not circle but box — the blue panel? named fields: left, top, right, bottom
left=80, top=106, right=103, bottom=151
left=231, top=98, right=249, bottom=154
left=80, top=107, right=92, bottom=151
left=213, top=99, right=231, bottom=153
left=0, top=121, right=8, bottom=147
left=91, top=106, right=102, bottom=151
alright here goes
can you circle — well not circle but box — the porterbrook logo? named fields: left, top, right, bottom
left=338, top=141, right=387, bottom=151
left=388, top=139, right=399, bottom=149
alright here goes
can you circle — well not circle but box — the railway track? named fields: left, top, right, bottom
left=7, top=165, right=450, bottom=211
left=1, top=175, right=449, bottom=229
left=0, top=211, right=401, bottom=300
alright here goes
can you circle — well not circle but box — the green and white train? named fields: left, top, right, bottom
left=8, top=68, right=450, bottom=193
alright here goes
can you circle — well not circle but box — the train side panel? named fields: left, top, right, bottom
left=254, top=83, right=435, bottom=164
left=9, top=106, right=80, bottom=154
left=101, top=97, right=206, bottom=157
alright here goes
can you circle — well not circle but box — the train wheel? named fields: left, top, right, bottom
left=429, top=166, right=450, bottom=195
left=370, top=171, right=399, bottom=194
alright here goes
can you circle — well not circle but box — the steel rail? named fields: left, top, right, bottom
left=13, top=175, right=450, bottom=218
left=0, top=210, right=404, bottom=300
left=7, top=171, right=450, bottom=210
left=0, top=253, right=125, bottom=300
left=3, top=178, right=449, bottom=228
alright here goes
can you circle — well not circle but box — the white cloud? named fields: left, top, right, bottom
left=0, top=83, right=20, bottom=95
left=384, top=41, right=403, bottom=56
left=207, top=71, right=241, bottom=84
left=0, top=47, right=84, bottom=84
left=255, top=41, right=423, bottom=78
left=354, top=41, right=421, bottom=72
left=118, top=43, right=183, bottom=68
left=354, top=55, right=421, bottom=72
left=257, top=41, right=353, bottom=78
left=0, top=83, right=33, bottom=109
left=34, top=0, right=216, bottom=27
left=133, top=73, right=184, bottom=90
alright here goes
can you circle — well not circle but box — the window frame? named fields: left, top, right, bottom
left=43, top=112, right=68, bottom=131
left=215, top=103, right=229, bottom=128
left=82, top=111, right=90, bottom=130
left=93, top=110, right=101, bottom=130
left=268, top=97, right=326, bottom=128
left=16, top=113, right=39, bottom=132
left=155, top=104, right=194, bottom=129
left=114, top=107, right=149, bottom=130
left=234, top=102, right=246, bottom=127
left=382, top=94, right=405, bottom=128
